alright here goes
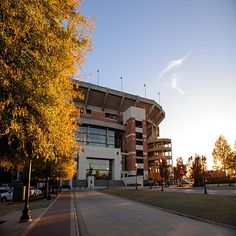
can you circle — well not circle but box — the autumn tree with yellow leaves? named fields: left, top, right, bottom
left=0, top=0, right=91, bottom=179
left=212, top=135, right=233, bottom=174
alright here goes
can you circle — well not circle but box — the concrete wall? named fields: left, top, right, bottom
left=122, top=176, right=144, bottom=186
left=123, top=106, right=145, bottom=124
left=78, top=145, right=122, bottom=181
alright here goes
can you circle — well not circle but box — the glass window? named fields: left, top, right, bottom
left=136, top=140, right=143, bottom=145
left=89, top=134, right=106, bottom=141
left=137, top=168, right=144, bottom=176
left=106, top=113, right=117, bottom=120
left=88, top=126, right=107, bottom=147
left=77, top=126, right=117, bottom=148
left=108, top=136, right=114, bottom=143
left=89, top=127, right=106, bottom=135
left=86, top=158, right=112, bottom=180
left=136, top=150, right=143, bottom=157
left=108, top=129, right=115, bottom=147
left=135, top=120, right=142, bottom=128
left=108, top=130, right=114, bottom=137
left=136, top=132, right=143, bottom=139
left=136, top=159, right=143, bottom=163
left=77, top=126, right=88, bottom=143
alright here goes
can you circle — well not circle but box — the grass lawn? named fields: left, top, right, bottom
left=102, top=188, right=236, bottom=227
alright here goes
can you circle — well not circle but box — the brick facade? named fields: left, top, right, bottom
left=142, top=120, right=148, bottom=171
left=125, top=118, right=136, bottom=171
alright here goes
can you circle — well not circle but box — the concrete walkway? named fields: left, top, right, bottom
left=75, top=190, right=236, bottom=236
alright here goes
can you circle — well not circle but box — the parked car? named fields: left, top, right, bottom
left=181, top=179, right=192, bottom=185
left=0, top=184, right=10, bottom=191
left=0, top=188, right=13, bottom=202
left=30, top=187, right=42, bottom=196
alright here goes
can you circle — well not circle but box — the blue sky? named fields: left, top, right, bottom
left=79, top=0, right=236, bottom=168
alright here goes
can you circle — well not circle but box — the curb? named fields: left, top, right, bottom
left=73, top=191, right=89, bottom=236
left=72, top=191, right=80, bottom=236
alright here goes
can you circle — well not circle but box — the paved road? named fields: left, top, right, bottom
left=75, top=190, right=236, bottom=236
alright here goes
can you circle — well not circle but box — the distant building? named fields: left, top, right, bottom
left=148, top=138, right=173, bottom=181
left=206, top=170, right=226, bottom=178
left=73, top=81, right=172, bottom=186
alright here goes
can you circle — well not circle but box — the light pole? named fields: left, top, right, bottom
left=120, top=76, right=123, bottom=92
left=97, top=69, right=100, bottom=85
left=149, top=167, right=152, bottom=190
left=135, top=163, right=138, bottom=190
left=106, top=167, right=109, bottom=189
left=20, top=159, right=32, bottom=222
left=144, top=83, right=146, bottom=98
left=203, top=162, right=207, bottom=194
left=160, top=159, right=164, bottom=192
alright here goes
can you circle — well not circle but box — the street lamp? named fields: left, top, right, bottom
left=149, top=167, right=152, bottom=190
left=20, top=159, right=32, bottom=222
left=203, top=162, right=207, bottom=194
left=160, top=159, right=164, bottom=192
left=106, top=167, right=109, bottom=189
left=135, top=163, right=138, bottom=190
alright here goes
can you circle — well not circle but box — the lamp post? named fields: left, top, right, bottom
left=160, top=159, right=164, bottom=192
left=106, top=167, right=109, bottom=189
left=135, top=163, right=138, bottom=190
left=203, top=162, right=207, bottom=194
left=149, top=167, right=152, bottom=190
left=20, top=159, right=32, bottom=222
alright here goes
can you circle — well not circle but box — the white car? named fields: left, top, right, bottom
left=0, top=184, right=10, bottom=191
left=30, top=187, right=42, bottom=196
left=0, top=188, right=13, bottom=202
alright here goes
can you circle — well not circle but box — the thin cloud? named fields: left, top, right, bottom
left=159, top=52, right=191, bottom=78
left=171, top=73, right=186, bottom=95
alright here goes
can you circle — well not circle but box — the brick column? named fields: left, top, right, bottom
left=125, top=118, right=136, bottom=172
left=142, top=120, right=148, bottom=172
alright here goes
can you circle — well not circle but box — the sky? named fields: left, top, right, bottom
left=79, top=0, right=236, bottom=169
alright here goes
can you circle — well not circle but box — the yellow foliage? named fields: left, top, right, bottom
left=0, top=0, right=92, bottom=177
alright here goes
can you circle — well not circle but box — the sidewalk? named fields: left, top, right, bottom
left=0, top=191, right=78, bottom=236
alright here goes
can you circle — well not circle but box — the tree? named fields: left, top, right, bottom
left=212, top=135, right=232, bottom=173
left=0, top=0, right=91, bottom=177
left=149, top=156, right=170, bottom=184
left=227, top=141, right=236, bottom=175
left=159, top=156, right=170, bottom=184
left=173, top=157, right=187, bottom=186
left=188, top=155, right=206, bottom=187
